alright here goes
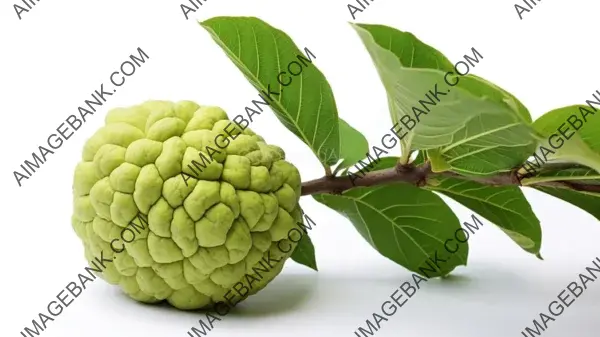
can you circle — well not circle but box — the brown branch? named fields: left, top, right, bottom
left=300, top=162, right=600, bottom=196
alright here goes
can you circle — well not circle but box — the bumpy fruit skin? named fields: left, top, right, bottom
left=71, top=100, right=303, bottom=310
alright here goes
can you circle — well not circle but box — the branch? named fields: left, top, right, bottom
left=300, top=162, right=600, bottom=196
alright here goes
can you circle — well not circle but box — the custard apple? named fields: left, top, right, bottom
left=71, top=100, right=304, bottom=310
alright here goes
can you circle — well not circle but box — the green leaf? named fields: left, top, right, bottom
left=427, top=178, right=542, bottom=256
left=351, top=23, right=537, bottom=175
left=335, top=119, right=369, bottom=172
left=531, top=105, right=600, bottom=174
left=314, top=183, right=468, bottom=277
left=460, top=74, right=532, bottom=124
left=382, top=155, right=542, bottom=256
left=535, top=186, right=600, bottom=221
left=291, top=233, right=318, bottom=271
left=526, top=163, right=600, bottom=222
left=200, top=17, right=340, bottom=167
left=349, top=23, right=453, bottom=156
left=535, top=105, right=600, bottom=152
left=521, top=165, right=600, bottom=185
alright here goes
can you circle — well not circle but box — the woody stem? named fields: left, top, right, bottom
left=300, top=162, right=600, bottom=196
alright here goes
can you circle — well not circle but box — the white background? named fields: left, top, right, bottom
left=1, top=0, right=599, bottom=336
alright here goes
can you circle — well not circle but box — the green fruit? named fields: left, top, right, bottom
left=71, top=100, right=303, bottom=310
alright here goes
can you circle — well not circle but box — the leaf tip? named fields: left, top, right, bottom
left=535, top=252, right=544, bottom=261
left=198, top=20, right=212, bottom=31
left=198, top=17, right=213, bottom=26
left=348, top=22, right=366, bottom=32
left=297, top=260, right=318, bottom=271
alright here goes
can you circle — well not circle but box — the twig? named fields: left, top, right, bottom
left=300, top=163, right=600, bottom=196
